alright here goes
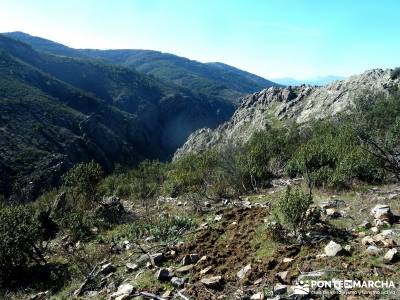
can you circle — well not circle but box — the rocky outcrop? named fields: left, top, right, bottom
left=175, top=69, right=400, bottom=158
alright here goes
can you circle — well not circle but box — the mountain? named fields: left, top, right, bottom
left=272, top=75, right=346, bottom=86
left=3, top=32, right=278, bottom=105
left=175, top=69, right=400, bottom=157
left=0, top=34, right=234, bottom=200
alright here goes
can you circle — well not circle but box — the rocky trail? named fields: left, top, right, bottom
left=27, top=180, right=400, bottom=300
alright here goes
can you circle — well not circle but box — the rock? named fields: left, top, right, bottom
left=371, top=227, right=379, bottom=233
left=380, top=229, right=397, bottom=239
left=366, top=245, right=382, bottom=255
left=162, top=290, right=172, bottom=298
left=214, top=214, right=222, bottom=221
left=30, top=291, right=50, bottom=300
left=237, top=264, right=252, bottom=280
left=282, top=257, right=294, bottom=263
left=359, top=220, right=371, bottom=229
left=126, top=263, right=138, bottom=272
left=176, top=264, right=194, bottom=274
left=384, top=248, right=398, bottom=262
left=151, top=253, right=164, bottom=265
left=276, top=271, right=288, bottom=282
left=97, top=196, right=125, bottom=220
left=201, top=276, right=222, bottom=288
left=324, top=241, right=343, bottom=257
left=204, top=201, right=211, bottom=207
left=344, top=245, right=352, bottom=252
left=371, top=204, right=392, bottom=221
left=325, top=208, right=341, bottom=218
left=110, top=283, right=135, bottom=299
left=190, top=253, right=200, bottom=263
left=100, top=263, right=115, bottom=275
left=171, top=277, right=185, bottom=288
left=361, top=236, right=375, bottom=245
left=297, top=271, right=326, bottom=281
left=156, top=268, right=174, bottom=281
left=200, top=266, right=213, bottom=275
left=181, top=255, right=192, bottom=266
left=250, top=292, right=264, bottom=299
left=274, top=284, right=287, bottom=295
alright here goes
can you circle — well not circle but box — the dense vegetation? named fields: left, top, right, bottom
left=1, top=88, right=400, bottom=296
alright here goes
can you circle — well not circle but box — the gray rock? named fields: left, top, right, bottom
left=371, top=204, right=392, bottom=221
left=384, top=248, right=398, bottom=262
left=274, top=284, right=287, bottom=295
left=237, top=264, right=252, bottom=280
left=30, top=291, right=50, bottom=300
left=201, top=275, right=222, bottom=288
left=324, top=241, right=343, bottom=257
left=99, top=262, right=115, bottom=275
left=176, top=264, right=194, bottom=274
left=110, top=283, right=135, bottom=299
left=126, top=262, right=138, bottom=272
left=171, top=276, right=185, bottom=288
left=366, top=245, right=383, bottom=255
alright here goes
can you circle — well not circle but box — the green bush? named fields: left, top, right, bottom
left=287, top=120, right=382, bottom=188
left=0, top=205, right=46, bottom=283
left=63, top=160, right=104, bottom=208
left=272, top=186, right=313, bottom=235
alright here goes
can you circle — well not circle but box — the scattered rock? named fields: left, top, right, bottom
left=344, top=245, right=352, bottom=252
left=100, top=263, right=115, bottom=275
left=250, top=292, right=264, bottom=299
left=237, top=264, right=252, bottom=280
left=155, top=268, right=174, bottom=281
left=371, top=227, right=379, bottom=233
left=171, top=277, right=185, bottom=288
left=371, top=204, right=392, bottom=221
left=276, top=271, right=288, bottom=282
left=200, top=266, right=213, bottom=275
left=361, top=236, right=375, bottom=245
left=384, top=248, right=398, bottom=262
left=126, top=263, right=138, bottom=272
left=214, top=214, right=222, bottom=221
left=325, top=208, right=341, bottom=218
left=201, top=276, right=222, bottom=289
left=282, top=257, right=294, bottom=263
left=176, top=264, right=194, bottom=274
left=324, top=241, right=343, bottom=257
left=274, top=284, right=287, bottom=295
left=110, top=283, right=135, bottom=300
left=359, top=220, right=371, bottom=229
left=366, top=245, right=382, bottom=255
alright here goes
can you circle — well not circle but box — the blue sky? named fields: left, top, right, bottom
left=0, top=0, right=399, bottom=79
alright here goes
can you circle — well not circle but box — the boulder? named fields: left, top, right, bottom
left=237, top=264, right=252, bottom=280
left=325, top=208, right=341, bottom=218
left=274, top=284, right=287, bottom=295
left=361, top=236, right=375, bottom=245
left=200, top=266, right=213, bottom=275
left=99, top=263, right=115, bottom=275
left=324, top=241, right=342, bottom=257
left=250, top=292, right=264, bottom=299
left=276, top=271, right=288, bottom=282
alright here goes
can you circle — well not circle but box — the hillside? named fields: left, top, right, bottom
left=175, top=68, right=400, bottom=157
left=3, top=32, right=278, bottom=105
left=0, top=35, right=233, bottom=200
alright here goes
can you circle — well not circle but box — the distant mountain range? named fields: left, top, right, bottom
left=272, top=75, right=346, bottom=86
left=0, top=32, right=278, bottom=200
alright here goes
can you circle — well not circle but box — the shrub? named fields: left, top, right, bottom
left=0, top=205, right=46, bottom=283
left=272, top=186, right=313, bottom=235
left=287, top=120, right=382, bottom=188
left=63, top=161, right=104, bottom=209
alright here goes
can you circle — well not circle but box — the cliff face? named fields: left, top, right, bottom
left=175, top=69, right=400, bottom=157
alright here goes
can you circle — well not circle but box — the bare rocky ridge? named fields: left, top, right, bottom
left=175, top=69, right=400, bottom=158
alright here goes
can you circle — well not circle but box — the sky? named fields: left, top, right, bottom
left=0, top=0, right=399, bottom=79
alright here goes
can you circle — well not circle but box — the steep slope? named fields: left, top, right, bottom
left=175, top=69, right=400, bottom=157
left=0, top=35, right=233, bottom=200
left=3, top=32, right=278, bottom=104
